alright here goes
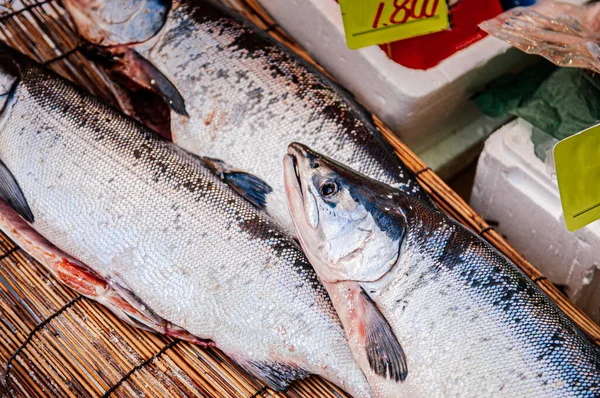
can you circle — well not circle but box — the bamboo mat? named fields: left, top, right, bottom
left=0, top=1, right=598, bottom=397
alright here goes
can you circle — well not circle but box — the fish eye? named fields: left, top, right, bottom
left=320, top=180, right=338, bottom=198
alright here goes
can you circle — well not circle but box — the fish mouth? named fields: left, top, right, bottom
left=283, top=149, right=307, bottom=233
left=284, top=154, right=303, bottom=198
left=286, top=143, right=307, bottom=196
left=292, top=155, right=302, bottom=195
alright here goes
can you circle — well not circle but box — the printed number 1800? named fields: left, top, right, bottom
left=339, top=0, right=449, bottom=49
left=372, top=0, right=442, bottom=29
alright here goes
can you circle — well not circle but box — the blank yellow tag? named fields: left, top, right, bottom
left=338, top=0, right=450, bottom=50
left=554, top=124, right=600, bottom=231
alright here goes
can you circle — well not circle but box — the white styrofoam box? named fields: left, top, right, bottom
left=255, top=0, right=587, bottom=178
left=419, top=110, right=511, bottom=179
left=471, top=119, right=600, bottom=322
left=255, top=0, right=534, bottom=154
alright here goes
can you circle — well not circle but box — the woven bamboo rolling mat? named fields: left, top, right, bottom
left=0, top=1, right=598, bottom=397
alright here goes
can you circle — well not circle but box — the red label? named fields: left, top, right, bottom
left=380, top=0, right=503, bottom=69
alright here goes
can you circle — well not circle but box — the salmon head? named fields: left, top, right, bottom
left=283, top=142, right=407, bottom=285
left=61, top=0, right=171, bottom=46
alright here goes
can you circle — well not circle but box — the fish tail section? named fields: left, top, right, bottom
left=0, top=200, right=213, bottom=347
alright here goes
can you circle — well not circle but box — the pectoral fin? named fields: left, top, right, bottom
left=359, top=288, right=407, bottom=382
left=201, top=157, right=273, bottom=210
left=0, top=160, right=33, bottom=222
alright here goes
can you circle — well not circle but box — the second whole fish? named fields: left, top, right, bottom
left=0, top=47, right=371, bottom=397
left=284, top=143, right=600, bottom=397
left=61, top=0, right=430, bottom=235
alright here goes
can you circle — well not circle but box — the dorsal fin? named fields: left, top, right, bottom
left=88, top=46, right=187, bottom=117
left=123, top=48, right=187, bottom=116
left=201, top=157, right=273, bottom=210
left=0, top=160, right=33, bottom=222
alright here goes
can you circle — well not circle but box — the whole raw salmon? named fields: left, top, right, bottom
left=284, top=142, right=600, bottom=397
left=61, top=0, right=429, bottom=235
left=0, top=48, right=371, bottom=397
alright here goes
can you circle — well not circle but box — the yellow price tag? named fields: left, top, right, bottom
left=338, top=0, right=450, bottom=50
left=554, top=124, right=600, bottom=232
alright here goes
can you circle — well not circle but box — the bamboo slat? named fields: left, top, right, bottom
left=0, top=1, right=598, bottom=397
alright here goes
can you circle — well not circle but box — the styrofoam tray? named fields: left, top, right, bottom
left=255, top=0, right=587, bottom=177
left=471, top=119, right=600, bottom=322
left=257, top=0, right=530, bottom=151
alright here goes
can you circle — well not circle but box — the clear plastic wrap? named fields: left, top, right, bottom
left=545, top=147, right=557, bottom=180
left=480, top=0, right=600, bottom=73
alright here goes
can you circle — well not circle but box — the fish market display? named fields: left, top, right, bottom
left=61, top=0, right=429, bottom=235
left=0, top=47, right=372, bottom=397
left=283, top=143, right=600, bottom=397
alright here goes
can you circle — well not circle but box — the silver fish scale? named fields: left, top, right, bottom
left=0, top=62, right=371, bottom=396
left=376, top=200, right=600, bottom=397
left=137, top=0, right=427, bottom=233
